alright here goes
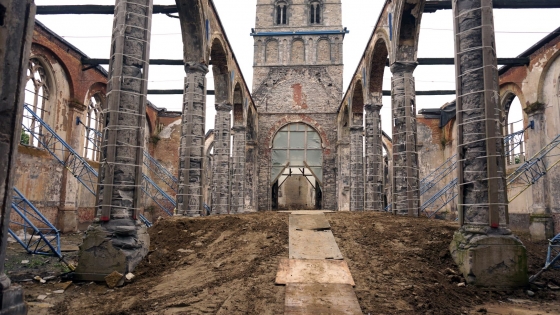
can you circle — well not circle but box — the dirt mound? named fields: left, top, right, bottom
left=327, top=212, right=560, bottom=315
left=15, top=211, right=560, bottom=315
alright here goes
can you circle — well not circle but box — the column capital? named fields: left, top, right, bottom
left=390, top=61, right=418, bottom=74
left=215, top=103, right=233, bottom=112
left=232, top=125, right=247, bottom=132
left=365, top=103, right=383, bottom=112
left=523, top=102, right=546, bottom=116
left=185, top=62, right=209, bottom=74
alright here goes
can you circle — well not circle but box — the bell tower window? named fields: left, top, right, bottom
left=310, top=1, right=321, bottom=24
left=276, top=1, right=287, bottom=25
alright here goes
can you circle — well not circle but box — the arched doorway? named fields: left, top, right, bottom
left=271, top=123, right=323, bottom=210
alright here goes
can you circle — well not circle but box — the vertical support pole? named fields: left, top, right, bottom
left=391, top=62, right=420, bottom=217
left=0, top=1, right=35, bottom=313
left=231, top=126, right=246, bottom=214
left=365, top=102, right=384, bottom=211
left=211, top=104, right=232, bottom=215
left=450, top=0, right=527, bottom=288
left=76, top=0, right=153, bottom=280
left=177, top=64, right=208, bottom=217
left=350, top=126, right=364, bottom=211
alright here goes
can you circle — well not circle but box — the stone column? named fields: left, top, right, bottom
left=176, top=64, right=208, bottom=217
left=336, top=140, right=350, bottom=211
left=391, top=62, right=420, bottom=216
left=211, top=104, right=232, bottom=215
left=365, top=103, right=384, bottom=211
left=231, top=126, right=246, bottom=214
left=449, top=0, right=527, bottom=288
left=525, top=107, right=554, bottom=240
left=58, top=103, right=86, bottom=233
left=245, top=140, right=258, bottom=212
left=0, top=1, right=35, bottom=312
left=350, top=126, right=364, bottom=211
left=76, top=0, right=152, bottom=280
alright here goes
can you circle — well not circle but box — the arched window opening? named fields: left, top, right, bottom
left=84, top=95, right=104, bottom=161
left=22, top=58, right=50, bottom=148
left=310, top=1, right=321, bottom=24
left=504, top=96, right=525, bottom=165
left=276, top=1, right=288, bottom=25
left=271, top=123, right=323, bottom=210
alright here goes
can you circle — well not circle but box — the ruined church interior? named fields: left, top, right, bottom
left=1, top=0, right=560, bottom=314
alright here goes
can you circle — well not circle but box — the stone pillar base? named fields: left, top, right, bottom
left=0, top=285, right=27, bottom=315
left=57, top=207, right=78, bottom=233
left=529, top=214, right=555, bottom=241
left=74, top=220, right=149, bottom=282
left=449, top=226, right=528, bottom=288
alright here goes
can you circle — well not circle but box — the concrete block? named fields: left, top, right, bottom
left=450, top=227, right=528, bottom=288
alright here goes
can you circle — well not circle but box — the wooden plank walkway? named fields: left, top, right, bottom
left=278, top=211, right=362, bottom=314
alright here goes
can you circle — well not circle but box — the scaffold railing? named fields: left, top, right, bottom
left=529, top=233, right=560, bottom=282
left=420, top=177, right=458, bottom=218
left=22, top=104, right=98, bottom=195
left=507, top=133, right=560, bottom=202
left=420, top=154, right=457, bottom=195
left=9, top=187, right=61, bottom=258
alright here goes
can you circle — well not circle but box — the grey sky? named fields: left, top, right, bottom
left=35, top=1, right=560, bottom=134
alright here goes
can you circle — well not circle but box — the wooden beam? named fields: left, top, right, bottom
left=84, top=57, right=529, bottom=67
left=36, top=5, right=178, bottom=15
left=425, top=0, right=560, bottom=13
left=148, top=90, right=215, bottom=96
left=36, top=1, right=560, bottom=15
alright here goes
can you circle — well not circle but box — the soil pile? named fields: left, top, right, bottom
left=14, top=211, right=560, bottom=315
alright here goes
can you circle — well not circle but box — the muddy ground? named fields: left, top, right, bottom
left=8, top=211, right=560, bottom=315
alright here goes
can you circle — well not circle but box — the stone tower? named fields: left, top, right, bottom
left=252, top=0, right=346, bottom=210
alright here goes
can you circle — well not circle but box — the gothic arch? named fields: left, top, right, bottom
left=351, top=80, right=365, bottom=121
left=233, top=82, right=244, bottom=126
left=267, top=115, right=331, bottom=151
left=210, top=37, right=230, bottom=105
left=367, top=35, right=390, bottom=100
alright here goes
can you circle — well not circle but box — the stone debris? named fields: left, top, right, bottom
left=21, top=260, right=29, bottom=264
left=53, top=290, right=64, bottom=294
left=37, top=295, right=48, bottom=301
left=125, top=273, right=135, bottom=281
left=55, top=281, right=73, bottom=291
left=457, top=282, right=466, bottom=287
left=105, top=271, right=124, bottom=289
left=548, top=283, right=560, bottom=291
left=527, top=290, right=535, bottom=297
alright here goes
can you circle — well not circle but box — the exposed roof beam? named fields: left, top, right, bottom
left=424, top=0, right=560, bottom=13
left=84, top=57, right=529, bottom=67
left=36, top=1, right=560, bottom=15
left=36, top=5, right=178, bottom=15
left=147, top=90, right=453, bottom=96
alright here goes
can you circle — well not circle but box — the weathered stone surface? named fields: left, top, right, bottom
left=350, top=126, right=364, bottom=211
left=450, top=227, right=528, bottom=288
left=364, top=103, right=384, bottom=211
left=211, top=104, right=232, bottom=215
left=75, top=223, right=149, bottom=280
left=231, top=126, right=246, bottom=214
left=529, top=214, right=555, bottom=241
left=177, top=65, right=208, bottom=217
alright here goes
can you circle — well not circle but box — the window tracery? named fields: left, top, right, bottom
left=84, top=95, right=104, bottom=161
left=310, top=1, right=321, bottom=24
left=22, top=58, right=50, bottom=147
left=276, top=1, right=288, bottom=25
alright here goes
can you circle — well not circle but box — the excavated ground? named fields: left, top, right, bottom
left=11, top=211, right=560, bottom=315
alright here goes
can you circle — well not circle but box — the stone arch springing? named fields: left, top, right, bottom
left=233, top=83, right=244, bottom=126
left=391, top=0, right=425, bottom=63
left=176, top=0, right=206, bottom=65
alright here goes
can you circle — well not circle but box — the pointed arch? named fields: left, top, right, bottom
left=176, top=0, right=206, bottom=65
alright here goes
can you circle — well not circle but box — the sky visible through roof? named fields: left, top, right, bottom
left=35, top=0, right=560, bottom=135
